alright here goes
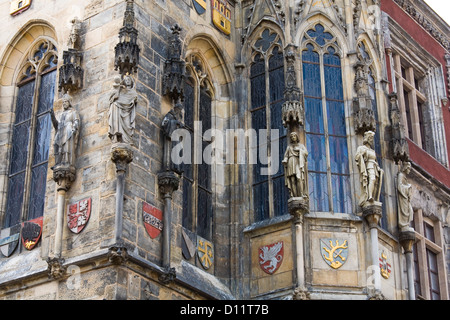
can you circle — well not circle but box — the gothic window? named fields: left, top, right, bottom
left=182, top=55, right=213, bottom=241
left=302, top=24, right=351, bottom=214
left=3, top=40, right=58, bottom=228
left=250, top=28, right=288, bottom=222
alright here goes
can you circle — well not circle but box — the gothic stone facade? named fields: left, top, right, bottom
left=0, top=0, right=449, bottom=300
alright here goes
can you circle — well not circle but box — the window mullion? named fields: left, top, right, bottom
left=265, top=57, right=274, bottom=218
left=319, top=53, right=333, bottom=212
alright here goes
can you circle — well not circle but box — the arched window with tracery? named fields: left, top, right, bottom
left=182, top=55, right=214, bottom=241
left=250, top=28, right=288, bottom=222
left=3, top=40, right=58, bottom=228
left=302, top=24, right=351, bottom=214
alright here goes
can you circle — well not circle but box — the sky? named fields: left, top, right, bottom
left=424, top=0, right=450, bottom=25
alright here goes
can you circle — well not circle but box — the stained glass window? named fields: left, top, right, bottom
left=250, top=29, right=288, bottom=222
left=182, top=60, right=213, bottom=241
left=3, top=41, right=57, bottom=228
left=303, top=25, right=351, bottom=214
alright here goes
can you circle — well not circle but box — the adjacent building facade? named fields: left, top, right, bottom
left=0, top=0, right=448, bottom=300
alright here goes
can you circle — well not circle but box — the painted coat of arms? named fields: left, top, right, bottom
left=259, top=241, right=284, bottom=275
left=21, top=216, right=43, bottom=251
left=193, top=0, right=207, bottom=15
left=0, top=224, right=20, bottom=257
left=320, top=239, right=349, bottom=269
left=142, top=202, right=163, bottom=239
left=67, top=198, right=91, bottom=234
left=197, top=236, right=214, bottom=270
left=379, top=251, right=392, bottom=279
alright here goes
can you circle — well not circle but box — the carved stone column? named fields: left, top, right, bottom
left=47, top=166, right=75, bottom=279
left=157, top=171, right=179, bottom=282
left=108, top=144, right=133, bottom=264
left=399, top=230, right=416, bottom=300
left=363, top=202, right=384, bottom=298
left=289, top=198, right=310, bottom=300
left=281, top=44, right=310, bottom=300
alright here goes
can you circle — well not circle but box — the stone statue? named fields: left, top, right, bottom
left=161, top=102, right=183, bottom=174
left=397, top=162, right=414, bottom=232
left=355, top=131, right=384, bottom=207
left=51, top=94, right=80, bottom=169
left=108, top=74, right=137, bottom=145
left=282, top=132, right=309, bottom=199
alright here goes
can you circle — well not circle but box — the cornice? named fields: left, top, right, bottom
left=392, top=0, right=450, bottom=52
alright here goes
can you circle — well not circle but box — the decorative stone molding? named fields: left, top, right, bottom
left=399, top=230, right=416, bottom=254
left=445, top=53, right=450, bottom=99
left=47, top=257, right=67, bottom=280
left=362, top=201, right=383, bottom=228
left=288, top=197, right=309, bottom=224
left=114, top=0, right=140, bottom=75
left=158, top=266, right=176, bottom=285
left=393, top=0, right=450, bottom=51
left=52, top=165, right=76, bottom=192
left=108, top=246, right=128, bottom=265
left=293, top=287, right=311, bottom=300
left=111, top=143, right=133, bottom=173
left=162, top=24, right=186, bottom=104
left=157, top=171, right=180, bottom=196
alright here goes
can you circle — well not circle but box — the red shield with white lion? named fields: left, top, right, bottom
left=259, top=241, right=284, bottom=275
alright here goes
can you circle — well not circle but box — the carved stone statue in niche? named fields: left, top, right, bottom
left=51, top=94, right=80, bottom=169
left=108, top=74, right=137, bottom=146
left=397, top=161, right=414, bottom=232
left=283, top=132, right=309, bottom=199
left=161, top=102, right=183, bottom=174
left=355, top=131, right=384, bottom=207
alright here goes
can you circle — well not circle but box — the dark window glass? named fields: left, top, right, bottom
left=181, top=70, right=213, bottom=241
left=251, top=34, right=288, bottom=221
left=4, top=68, right=56, bottom=228
left=427, top=249, right=440, bottom=300
left=303, top=25, right=350, bottom=213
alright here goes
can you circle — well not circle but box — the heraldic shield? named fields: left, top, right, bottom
left=192, top=0, right=206, bottom=15
left=0, top=224, right=20, bottom=257
left=142, top=202, right=163, bottom=239
left=197, top=236, right=214, bottom=270
left=320, top=239, right=349, bottom=269
left=259, top=241, right=284, bottom=275
left=21, top=217, right=43, bottom=251
left=68, top=198, right=91, bottom=234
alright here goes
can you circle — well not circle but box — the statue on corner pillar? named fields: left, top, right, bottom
left=51, top=93, right=80, bottom=189
left=283, top=132, right=308, bottom=199
left=397, top=161, right=414, bottom=232
left=161, top=102, right=184, bottom=174
left=355, top=130, right=384, bottom=208
left=108, top=74, right=137, bottom=146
